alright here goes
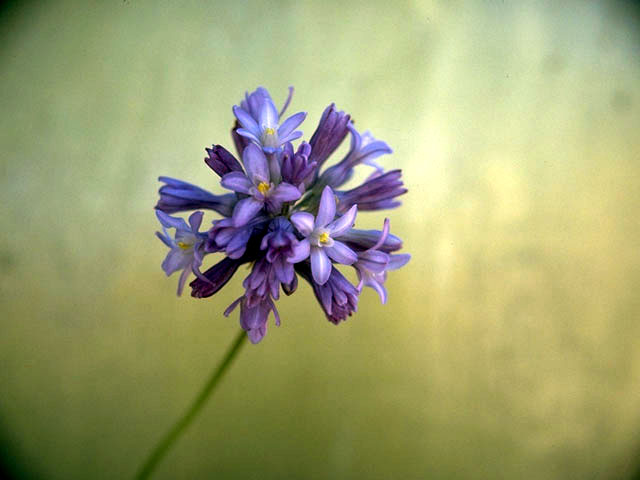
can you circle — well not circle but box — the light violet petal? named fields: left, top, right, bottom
left=270, top=182, right=302, bottom=203
left=242, top=143, right=269, bottom=183
left=233, top=106, right=261, bottom=137
left=311, top=248, right=332, bottom=285
left=315, top=185, right=336, bottom=228
left=176, top=267, right=191, bottom=296
left=232, top=197, right=263, bottom=227
left=236, top=128, right=261, bottom=143
left=156, top=230, right=173, bottom=248
left=221, top=172, right=253, bottom=194
left=277, top=112, right=307, bottom=139
left=290, top=212, right=315, bottom=236
left=279, top=131, right=303, bottom=143
left=325, top=241, right=357, bottom=265
left=388, top=253, right=411, bottom=270
left=327, top=204, right=357, bottom=237
left=259, top=97, right=279, bottom=128
left=371, top=218, right=391, bottom=251
left=162, top=249, right=190, bottom=276
left=358, top=250, right=389, bottom=273
left=188, top=211, right=204, bottom=232
left=156, top=210, right=189, bottom=231
left=287, top=239, right=310, bottom=263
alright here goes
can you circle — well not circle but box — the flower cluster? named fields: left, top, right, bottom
left=155, top=87, right=409, bottom=343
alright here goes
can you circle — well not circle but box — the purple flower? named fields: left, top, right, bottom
left=224, top=295, right=280, bottom=344
left=290, top=186, right=358, bottom=285
left=206, top=214, right=269, bottom=259
left=280, top=142, right=316, bottom=192
left=308, top=104, right=351, bottom=172
left=351, top=219, right=411, bottom=303
left=296, top=262, right=359, bottom=325
left=318, top=125, right=392, bottom=189
left=155, top=177, right=236, bottom=217
left=336, top=169, right=407, bottom=213
left=155, top=210, right=207, bottom=296
left=204, top=145, right=243, bottom=177
left=220, top=144, right=302, bottom=226
left=233, top=87, right=306, bottom=154
left=260, top=217, right=308, bottom=285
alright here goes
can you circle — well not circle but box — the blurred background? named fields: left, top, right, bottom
left=1, top=0, right=640, bottom=478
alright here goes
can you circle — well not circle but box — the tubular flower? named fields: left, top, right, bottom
left=154, top=86, right=410, bottom=343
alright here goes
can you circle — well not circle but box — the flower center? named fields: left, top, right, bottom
left=318, top=232, right=331, bottom=245
left=177, top=241, right=192, bottom=250
left=257, top=181, right=271, bottom=195
left=261, top=126, right=279, bottom=149
left=264, top=127, right=276, bottom=136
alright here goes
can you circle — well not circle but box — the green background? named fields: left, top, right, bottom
left=1, top=0, right=640, bottom=478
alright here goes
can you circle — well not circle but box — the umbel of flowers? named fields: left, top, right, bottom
left=155, top=87, right=410, bottom=343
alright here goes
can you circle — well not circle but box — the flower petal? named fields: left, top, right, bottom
left=242, top=143, right=269, bottom=183
left=188, top=211, right=204, bottom=232
left=270, top=182, right=302, bottom=203
left=290, top=212, right=315, bottom=236
left=324, top=240, right=357, bottom=265
left=311, top=247, right=332, bottom=285
left=388, top=253, right=411, bottom=270
left=277, top=112, right=307, bottom=139
left=231, top=197, right=263, bottom=227
left=156, top=210, right=189, bottom=231
left=233, top=105, right=261, bottom=137
left=327, top=204, right=357, bottom=237
left=161, top=249, right=190, bottom=276
left=315, top=185, right=336, bottom=228
left=221, top=171, right=253, bottom=194
left=287, top=239, right=310, bottom=263
left=235, top=128, right=261, bottom=144
left=259, top=97, right=279, bottom=128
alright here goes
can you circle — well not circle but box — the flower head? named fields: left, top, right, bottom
left=155, top=210, right=207, bottom=296
left=233, top=87, right=307, bottom=154
left=154, top=86, right=409, bottom=343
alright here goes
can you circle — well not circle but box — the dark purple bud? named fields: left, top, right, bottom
left=243, top=257, right=281, bottom=306
left=282, top=274, right=298, bottom=296
left=296, top=262, right=359, bottom=325
left=336, top=169, right=407, bottom=213
left=281, top=142, right=316, bottom=191
left=308, top=104, right=350, bottom=173
left=155, top=177, right=236, bottom=217
left=190, top=256, right=243, bottom=298
left=205, top=145, right=244, bottom=178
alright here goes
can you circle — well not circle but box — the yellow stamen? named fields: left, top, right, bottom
left=177, top=241, right=191, bottom=250
left=264, top=127, right=276, bottom=136
left=318, top=232, right=330, bottom=245
left=257, top=181, right=270, bottom=194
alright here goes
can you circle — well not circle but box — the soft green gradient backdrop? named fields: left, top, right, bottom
left=1, top=1, right=640, bottom=479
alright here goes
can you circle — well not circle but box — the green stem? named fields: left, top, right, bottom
left=135, top=329, right=247, bottom=479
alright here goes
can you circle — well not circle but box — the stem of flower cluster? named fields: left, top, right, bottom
left=135, top=329, right=247, bottom=479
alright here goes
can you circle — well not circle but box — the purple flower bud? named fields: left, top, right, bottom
left=296, top=262, right=359, bottom=325
left=308, top=104, right=351, bottom=173
left=224, top=295, right=280, bottom=344
left=189, top=256, right=243, bottom=298
left=206, top=215, right=269, bottom=259
left=204, top=145, right=243, bottom=178
left=280, top=142, right=316, bottom=192
left=155, top=177, right=236, bottom=217
left=260, top=217, right=305, bottom=284
left=336, top=169, right=407, bottom=213
left=243, top=257, right=280, bottom=306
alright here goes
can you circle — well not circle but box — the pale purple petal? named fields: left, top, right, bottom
left=233, top=106, right=261, bottom=137
left=156, top=230, right=173, bottom=248
left=270, top=182, right=302, bottom=203
left=324, top=241, right=357, bottom=265
left=287, top=239, right=310, bottom=263
left=327, top=205, right=357, bottom=237
left=161, top=249, right=190, bottom=276
left=236, top=128, right=261, bottom=143
left=279, top=131, right=303, bottom=143
left=315, top=185, right=336, bottom=228
left=176, top=267, right=191, bottom=296
left=290, top=212, right=315, bottom=236
left=311, top=247, right=332, bottom=285
left=242, top=144, right=269, bottom=183
left=357, top=250, right=389, bottom=273
left=232, top=197, right=263, bottom=227
left=371, top=218, right=391, bottom=251
left=388, top=253, right=411, bottom=270
left=277, top=112, right=307, bottom=139
left=259, top=97, right=279, bottom=128
left=188, top=211, right=203, bottom=232
left=221, top=171, right=253, bottom=194
left=156, top=210, right=189, bottom=231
